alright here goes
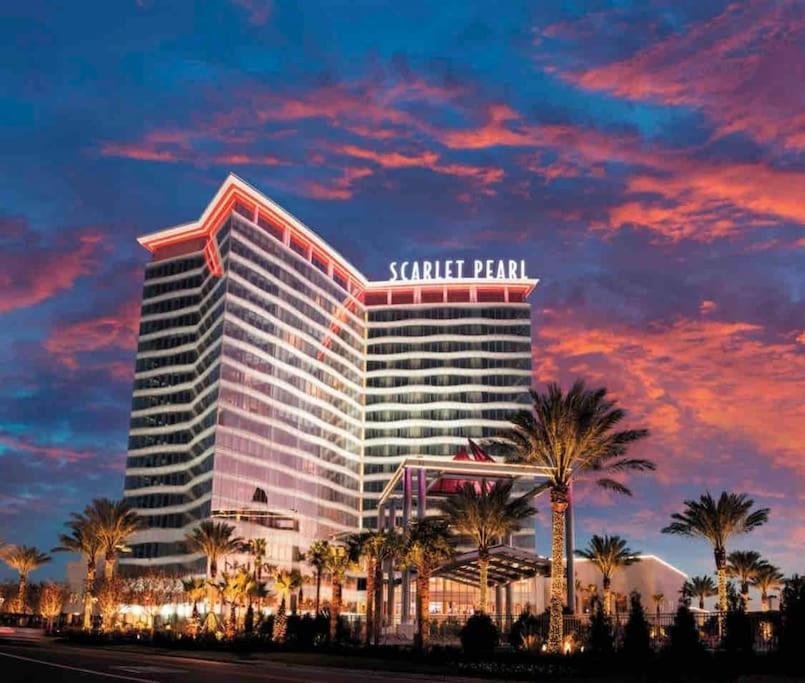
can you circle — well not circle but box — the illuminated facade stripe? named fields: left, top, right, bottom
left=122, top=174, right=537, bottom=572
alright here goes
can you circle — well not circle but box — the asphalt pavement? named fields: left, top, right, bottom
left=0, top=638, right=461, bottom=683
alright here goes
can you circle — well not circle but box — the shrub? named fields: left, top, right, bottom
left=286, top=614, right=328, bottom=648
left=460, top=613, right=499, bottom=655
left=587, top=596, right=614, bottom=655
left=508, top=612, right=543, bottom=651
left=668, top=603, right=702, bottom=658
left=723, top=586, right=753, bottom=654
left=621, top=591, right=651, bottom=660
left=779, top=574, right=805, bottom=660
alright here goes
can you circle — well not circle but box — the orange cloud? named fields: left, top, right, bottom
left=534, top=310, right=805, bottom=476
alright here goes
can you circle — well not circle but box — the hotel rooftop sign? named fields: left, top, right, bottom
left=389, top=259, right=528, bottom=282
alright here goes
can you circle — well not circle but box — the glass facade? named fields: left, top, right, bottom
left=122, top=181, right=536, bottom=574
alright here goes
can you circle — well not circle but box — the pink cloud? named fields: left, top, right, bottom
left=304, top=166, right=374, bottom=200
left=44, top=298, right=141, bottom=370
left=562, top=0, right=805, bottom=152
left=0, top=219, right=101, bottom=314
left=0, top=432, right=98, bottom=464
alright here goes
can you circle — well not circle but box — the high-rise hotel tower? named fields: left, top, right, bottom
left=122, top=175, right=537, bottom=573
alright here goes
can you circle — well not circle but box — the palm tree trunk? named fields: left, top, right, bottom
left=330, top=578, right=342, bottom=641
left=416, top=571, right=431, bottom=651
left=760, top=592, right=768, bottom=612
left=740, top=581, right=749, bottom=608
left=548, top=488, right=568, bottom=653
left=714, top=548, right=727, bottom=612
left=699, top=595, right=705, bottom=610
left=364, top=559, right=375, bottom=647
left=83, top=560, right=96, bottom=630
left=373, top=559, right=384, bottom=645
left=16, top=574, right=27, bottom=614
left=104, top=552, right=115, bottom=582
left=315, top=569, right=322, bottom=614
left=478, top=552, right=489, bottom=613
left=602, top=576, right=611, bottom=616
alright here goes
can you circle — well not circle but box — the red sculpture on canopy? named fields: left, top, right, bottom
left=430, top=439, right=497, bottom=495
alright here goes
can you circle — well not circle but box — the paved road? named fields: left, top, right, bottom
left=0, top=639, right=460, bottom=683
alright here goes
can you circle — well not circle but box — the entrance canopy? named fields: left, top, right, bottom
left=434, top=544, right=550, bottom=587
left=377, top=454, right=553, bottom=511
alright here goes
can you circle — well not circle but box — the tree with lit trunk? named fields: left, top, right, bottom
left=682, top=575, right=717, bottom=610
left=2, top=545, right=51, bottom=614
left=53, top=512, right=102, bottom=629
left=271, top=569, right=301, bottom=642
left=727, top=550, right=769, bottom=608
left=182, top=577, right=207, bottom=634
left=185, top=520, right=244, bottom=625
left=441, top=480, right=534, bottom=614
left=575, top=535, right=640, bottom=615
left=662, top=492, right=769, bottom=613
left=402, top=518, right=454, bottom=651
left=248, top=538, right=268, bottom=581
left=501, top=381, right=652, bottom=652
left=86, top=498, right=141, bottom=581
left=38, top=582, right=67, bottom=633
left=752, top=564, right=784, bottom=611
left=305, top=539, right=330, bottom=615
left=325, top=541, right=360, bottom=641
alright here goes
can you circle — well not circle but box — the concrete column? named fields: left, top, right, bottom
left=505, top=583, right=513, bottom=633
left=387, top=499, right=397, bottom=624
left=565, top=484, right=576, bottom=613
left=495, top=585, right=504, bottom=627
left=417, top=467, right=426, bottom=520
left=401, top=469, right=412, bottom=624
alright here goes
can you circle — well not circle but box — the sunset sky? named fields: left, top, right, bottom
left=0, top=1, right=802, bottom=587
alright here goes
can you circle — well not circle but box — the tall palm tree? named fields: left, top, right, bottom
left=272, top=569, right=301, bottom=642
left=662, top=492, right=769, bottom=612
left=325, top=542, right=360, bottom=641
left=53, top=512, right=102, bottom=629
left=752, top=564, right=784, bottom=611
left=183, top=576, right=207, bottom=633
left=575, top=534, right=640, bottom=615
left=248, top=538, right=268, bottom=581
left=440, top=480, right=534, bottom=614
left=683, top=575, right=717, bottom=610
left=2, top=545, right=51, bottom=613
left=184, top=520, right=244, bottom=580
left=727, top=550, right=769, bottom=607
left=501, top=380, right=652, bottom=652
left=305, top=539, right=330, bottom=615
left=86, top=498, right=141, bottom=581
left=371, top=530, right=404, bottom=645
left=403, top=518, right=454, bottom=650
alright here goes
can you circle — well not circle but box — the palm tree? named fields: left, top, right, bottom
left=248, top=538, right=268, bottom=581
left=182, top=577, right=208, bottom=631
left=651, top=593, right=665, bottom=619
left=727, top=550, right=769, bottom=607
left=441, top=480, right=534, bottom=614
left=501, top=380, right=652, bottom=652
left=305, top=539, right=330, bottom=615
left=683, top=575, right=717, bottom=610
left=403, top=519, right=454, bottom=650
left=184, top=520, right=244, bottom=580
left=86, top=498, right=141, bottom=581
left=575, top=535, right=640, bottom=615
left=325, top=542, right=360, bottom=641
left=272, top=569, right=301, bottom=642
left=2, top=545, right=51, bottom=613
left=662, top=492, right=769, bottom=612
left=53, top=512, right=102, bottom=629
left=752, top=564, right=784, bottom=611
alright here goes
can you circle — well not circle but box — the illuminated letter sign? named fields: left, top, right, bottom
left=388, top=259, right=527, bottom=282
